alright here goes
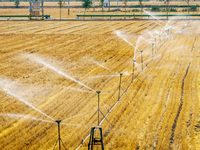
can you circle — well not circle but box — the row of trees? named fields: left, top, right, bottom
left=81, top=0, right=143, bottom=15
left=13, top=0, right=193, bottom=19
left=81, top=0, right=192, bottom=17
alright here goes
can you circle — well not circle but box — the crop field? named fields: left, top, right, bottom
left=0, top=20, right=200, bottom=150
left=0, top=2, right=200, bottom=19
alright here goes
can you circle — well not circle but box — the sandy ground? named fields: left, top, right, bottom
left=0, top=20, right=199, bottom=149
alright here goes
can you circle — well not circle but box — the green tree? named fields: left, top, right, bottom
left=15, top=0, right=20, bottom=8
left=100, top=0, right=104, bottom=15
left=164, top=0, right=169, bottom=19
left=58, top=0, right=65, bottom=20
left=82, top=0, right=92, bottom=16
left=185, top=0, right=190, bottom=18
left=138, top=0, right=143, bottom=16
left=124, top=0, right=128, bottom=16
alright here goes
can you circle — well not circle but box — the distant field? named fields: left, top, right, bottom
left=0, top=2, right=199, bottom=19
left=0, top=20, right=200, bottom=150
left=1, top=1, right=200, bottom=6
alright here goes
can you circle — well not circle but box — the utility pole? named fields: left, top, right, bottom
left=42, top=0, right=44, bottom=20
left=68, top=0, right=70, bottom=15
left=93, top=0, right=95, bottom=11
left=117, top=0, right=118, bottom=12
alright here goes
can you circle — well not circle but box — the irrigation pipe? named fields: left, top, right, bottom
left=76, top=25, right=170, bottom=149
left=75, top=64, right=148, bottom=150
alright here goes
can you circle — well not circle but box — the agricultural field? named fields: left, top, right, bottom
left=0, top=1, right=200, bottom=19
left=0, top=19, right=200, bottom=150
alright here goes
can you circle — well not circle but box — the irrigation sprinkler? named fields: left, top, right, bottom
left=53, top=120, right=66, bottom=150
left=86, top=91, right=112, bottom=127
left=118, top=73, right=123, bottom=101
left=154, top=38, right=157, bottom=52
left=140, top=51, right=143, bottom=71
left=132, top=60, right=135, bottom=82
left=152, top=43, right=154, bottom=58
left=87, top=91, right=112, bottom=150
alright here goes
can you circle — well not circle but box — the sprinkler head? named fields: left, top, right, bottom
left=120, top=73, right=123, bottom=76
left=140, top=51, right=143, bottom=53
left=96, top=91, right=101, bottom=94
left=55, top=120, right=61, bottom=124
left=133, top=60, right=136, bottom=62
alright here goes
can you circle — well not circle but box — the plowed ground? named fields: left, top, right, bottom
left=0, top=20, right=199, bottom=150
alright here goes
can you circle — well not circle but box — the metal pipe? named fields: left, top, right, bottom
left=118, top=73, right=123, bottom=100
left=96, top=91, right=101, bottom=126
left=55, top=120, right=61, bottom=150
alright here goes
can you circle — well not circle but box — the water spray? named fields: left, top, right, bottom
left=53, top=120, right=66, bottom=150
left=87, top=91, right=112, bottom=150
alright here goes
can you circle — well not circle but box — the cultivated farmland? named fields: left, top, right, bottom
left=0, top=20, right=200, bottom=150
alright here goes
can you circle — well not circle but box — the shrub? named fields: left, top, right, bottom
left=182, top=8, right=187, bottom=12
left=190, top=5, right=197, bottom=11
left=14, top=0, right=19, bottom=8
left=170, top=7, right=177, bottom=12
left=132, top=9, right=140, bottom=12
left=151, top=6, right=160, bottom=12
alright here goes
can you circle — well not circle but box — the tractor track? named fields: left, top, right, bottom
left=169, top=62, right=191, bottom=148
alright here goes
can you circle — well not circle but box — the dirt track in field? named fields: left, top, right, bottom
left=0, top=20, right=200, bottom=150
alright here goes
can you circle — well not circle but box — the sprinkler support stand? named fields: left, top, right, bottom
left=53, top=120, right=66, bottom=150
left=118, top=73, right=123, bottom=101
left=86, top=92, right=112, bottom=127
left=97, top=91, right=101, bottom=126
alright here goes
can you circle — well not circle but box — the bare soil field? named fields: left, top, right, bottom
left=0, top=20, right=199, bottom=150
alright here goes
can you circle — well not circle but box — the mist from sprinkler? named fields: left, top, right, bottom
left=115, top=30, right=140, bottom=52
left=0, top=113, right=55, bottom=123
left=143, top=10, right=162, bottom=24
left=64, top=86, right=94, bottom=94
left=1, top=87, right=55, bottom=121
left=91, top=60, right=114, bottom=73
left=30, top=55, right=96, bottom=93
